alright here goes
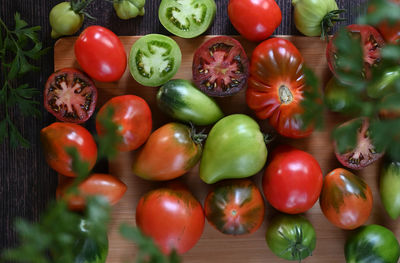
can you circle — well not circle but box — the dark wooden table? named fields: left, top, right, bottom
left=0, top=0, right=364, bottom=252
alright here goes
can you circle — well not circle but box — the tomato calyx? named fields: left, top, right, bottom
left=70, top=0, right=96, bottom=19
left=189, top=123, right=207, bottom=145
left=320, top=9, right=346, bottom=40
left=278, top=227, right=312, bottom=262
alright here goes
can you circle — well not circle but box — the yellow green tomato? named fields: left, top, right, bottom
left=113, top=0, right=145, bottom=20
left=199, top=114, right=268, bottom=184
left=49, top=2, right=84, bottom=38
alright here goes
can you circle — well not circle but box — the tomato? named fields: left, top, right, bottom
left=57, top=174, right=127, bottom=211
left=292, top=0, right=343, bottom=37
left=75, top=26, right=127, bottom=82
left=246, top=38, right=313, bottom=138
left=367, top=67, right=400, bottom=99
left=228, top=0, right=282, bottom=42
left=324, top=77, right=355, bottom=113
left=199, top=114, right=268, bottom=184
left=96, top=95, right=152, bottom=152
left=129, top=34, right=182, bottom=87
left=136, top=185, right=205, bottom=254
left=369, top=0, right=400, bottom=44
left=266, top=214, right=316, bottom=261
left=132, top=123, right=202, bottom=181
left=113, top=0, right=145, bottom=20
left=327, top=24, right=385, bottom=80
left=204, top=179, right=265, bottom=236
left=158, top=0, right=216, bottom=38
left=345, top=224, right=400, bottom=263
left=156, top=79, right=224, bottom=126
left=40, top=122, right=97, bottom=177
left=44, top=68, right=97, bottom=124
left=49, top=2, right=83, bottom=38
left=380, top=161, right=400, bottom=219
left=263, top=145, right=323, bottom=214
left=319, top=168, right=373, bottom=230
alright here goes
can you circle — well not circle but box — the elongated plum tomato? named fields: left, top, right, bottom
left=228, top=0, right=282, bottom=42
left=132, top=123, right=203, bottom=181
left=204, top=179, right=265, bottom=235
left=136, top=185, right=205, bottom=254
left=40, top=122, right=97, bottom=177
left=57, top=173, right=127, bottom=211
left=75, top=26, right=127, bottom=82
left=44, top=68, right=97, bottom=124
left=320, top=168, right=373, bottom=230
left=96, top=95, right=152, bottom=152
left=246, top=38, right=313, bottom=138
left=263, top=145, right=323, bottom=214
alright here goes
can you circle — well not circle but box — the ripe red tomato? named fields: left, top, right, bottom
left=262, top=145, right=323, bottom=214
left=40, top=122, right=97, bottom=177
left=320, top=168, right=373, bottom=230
left=246, top=38, right=313, bottom=138
left=74, top=26, right=127, bottom=82
left=228, top=0, right=282, bottom=42
left=57, top=173, right=127, bottom=211
left=96, top=95, right=152, bottom=152
left=136, top=184, right=205, bottom=254
left=132, top=123, right=202, bottom=181
left=204, top=179, right=265, bottom=236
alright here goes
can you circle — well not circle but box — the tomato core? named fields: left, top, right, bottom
left=279, top=85, right=293, bottom=104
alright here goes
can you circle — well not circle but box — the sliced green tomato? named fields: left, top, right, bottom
left=158, top=0, right=216, bottom=38
left=129, top=34, right=182, bottom=87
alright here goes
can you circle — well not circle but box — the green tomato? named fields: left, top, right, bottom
left=380, top=161, right=400, bottom=220
left=266, top=214, right=316, bottom=261
left=156, top=79, right=224, bottom=125
left=199, top=114, right=268, bottom=184
left=292, top=0, right=341, bottom=37
left=324, top=77, right=354, bottom=113
left=113, top=0, right=145, bottom=20
left=345, top=224, right=400, bottom=263
left=49, top=2, right=84, bottom=39
left=367, top=67, right=400, bottom=99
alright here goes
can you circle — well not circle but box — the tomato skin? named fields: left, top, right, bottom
left=136, top=185, right=205, bottom=254
left=132, top=123, right=202, bottom=181
left=228, top=0, right=282, bottom=42
left=204, top=179, right=265, bottom=236
left=57, top=174, right=127, bottom=211
left=380, top=162, right=400, bottom=219
left=96, top=95, right=152, bottom=152
left=74, top=26, right=127, bottom=82
left=320, top=168, right=373, bottom=230
left=40, top=122, right=97, bottom=177
left=246, top=38, right=313, bottom=138
left=262, top=145, right=323, bottom=214
left=49, top=2, right=83, bottom=38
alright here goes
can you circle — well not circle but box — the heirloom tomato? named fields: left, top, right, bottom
left=136, top=185, right=205, bottom=254
left=132, top=123, right=203, bottom=181
left=319, top=168, right=373, bottom=230
left=75, top=26, right=127, bottom=82
left=113, top=0, right=145, bottom=20
left=49, top=2, right=83, bottom=38
left=380, top=161, right=400, bottom=219
left=228, top=0, right=282, bottom=42
left=266, top=214, right=316, bottom=262
left=246, top=38, right=313, bottom=138
left=199, top=114, right=268, bottom=184
left=263, top=145, right=323, bottom=214
left=96, top=95, right=152, bottom=152
left=57, top=174, right=127, bottom=211
left=345, top=224, right=400, bottom=263
left=204, top=179, right=265, bottom=236
left=40, top=122, right=97, bottom=177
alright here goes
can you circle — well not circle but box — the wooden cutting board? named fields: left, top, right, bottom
left=54, top=36, right=400, bottom=263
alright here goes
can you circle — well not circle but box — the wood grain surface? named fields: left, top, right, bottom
left=0, top=0, right=368, bottom=256
left=52, top=35, right=400, bottom=262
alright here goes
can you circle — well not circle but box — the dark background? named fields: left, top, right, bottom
left=0, top=0, right=365, bottom=251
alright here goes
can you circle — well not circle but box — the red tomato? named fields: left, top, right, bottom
left=132, top=123, right=202, bottom=181
left=262, top=145, right=323, bottom=214
left=96, top=95, right=152, bottom=152
left=228, top=0, right=282, bottom=42
left=320, top=168, right=373, bottom=230
left=40, top=122, right=97, bottom=177
left=56, top=173, right=127, bottom=211
left=136, top=185, right=205, bottom=254
left=246, top=38, right=313, bottom=138
left=74, top=26, right=127, bottom=82
left=204, top=179, right=265, bottom=236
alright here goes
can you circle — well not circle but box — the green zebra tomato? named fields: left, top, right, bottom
left=380, top=161, right=400, bottom=219
left=156, top=79, right=224, bottom=125
left=199, top=114, right=268, bottom=184
left=113, top=0, right=145, bottom=20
